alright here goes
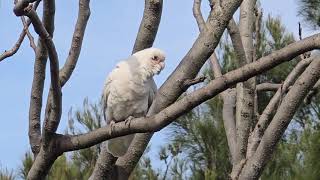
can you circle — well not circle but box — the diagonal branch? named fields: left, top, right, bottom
left=114, top=0, right=245, bottom=177
left=59, top=0, right=91, bottom=87
left=227, top=18, right=248, bottom=67
left=305, top=79, right=320, bottom=103
left=0, top=1, right=40, bottom=62
left=246, top=56, right=314, bottom=158
left=193, top=0, right=207, bottom=32
left=239, top=56, right=320, bottom=180
left=57, top=34, right=320, bottom=153
left=21, top=16, right=37, bottom=52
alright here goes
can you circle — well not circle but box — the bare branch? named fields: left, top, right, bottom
left=28, top=0, right=54, bottom=156
left=254, top=7, right=262, bottom=55
left=132, top=0, right=163, bottom=54
left=89, top=147, right=118, bottom=180
left=193, top=0, right=207, bottom=32
left=209, top=53, right=223, bottom=77
left=247, top=56, right=313, bottom=158
left=239, top=56, right=320, bottom=180
left=227, top=18, right=248, bottom=67
left=256, top=83, right=282, bottom=92
left=304, top=79, right=320, bottom=103
left=59, top=0, right=91, bottom=87
left=222, top=88, right=237, bottom=163
left=114, top=0, right=244, bottom=176
left=0, top=1, right=40, bottom=62
left=181, top=76, right=206, bottom=90
left=22, top=8, right=62, bottom=135
left=209, top=53, right=237, bottom=163
left=58, top=34, right=320, bottom=152
left=21, top=16, right=37, bottom=52
left=0, top=30, right=26, bottom=62
left=233, top=0, right=257, bottom=169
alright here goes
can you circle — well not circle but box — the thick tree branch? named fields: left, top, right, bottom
left=59, top=0, right=91, bottom=87
left=28, top=0, right=54, bottom=156
left=22, top=8, right=62, bottom=137
left=239, top=57, right=320, bottom=180
left=209, top=53, right=237, bottom=163
left=246, top=56, right=313, bottom=158
left=113, top=0, right=244, bottom=177
left=57, top=34, right=320, bottom=152
left=305, top=79, right=320, bottom=103
left=233, top=0, right=257, bottom=168
left=89, top=147, right=118, bottom=180
left=227, top=18, right=248, bottom=67
left=115, top=0, right=164, bottom=177
left=132, top=0, right=163, bottom=54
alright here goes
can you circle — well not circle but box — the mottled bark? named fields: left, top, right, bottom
left=239, top=56, right=320, bottom=180
left=247, top=57, right=313, bottom=158
left=233, top=1, right=257, bottom=171
left=57, top=34, right=320, bottom=152
left=28, top=0, right=55, bottom=157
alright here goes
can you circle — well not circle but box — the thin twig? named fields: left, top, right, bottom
left=0, top=0, right=40, bottom=62
left=21, top=16, right=37, bottom=52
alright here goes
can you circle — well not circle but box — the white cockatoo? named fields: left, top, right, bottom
left=102, top=48, right=166, bottom=157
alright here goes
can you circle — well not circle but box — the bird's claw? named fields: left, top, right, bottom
left=125, top=116, right=134, bottom=127
left=109, top=120, right=116, bottom=134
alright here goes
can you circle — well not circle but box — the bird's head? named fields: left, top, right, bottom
left=133, top=48, right=166, bottom=77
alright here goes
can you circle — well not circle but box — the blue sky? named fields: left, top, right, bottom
left=0, top=0, right=316, bottom=171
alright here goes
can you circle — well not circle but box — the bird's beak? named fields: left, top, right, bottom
left=159, top=61, right=165, bottom=70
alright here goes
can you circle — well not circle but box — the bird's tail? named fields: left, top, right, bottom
left=106, top=134, right=135, bottom=157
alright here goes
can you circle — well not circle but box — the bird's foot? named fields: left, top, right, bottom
left=124, top=116, right=134, bottom=127
left=109, top=120, right=116, bottom=133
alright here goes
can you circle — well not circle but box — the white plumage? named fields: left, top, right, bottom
left=102, top=48, right=166, bottom=157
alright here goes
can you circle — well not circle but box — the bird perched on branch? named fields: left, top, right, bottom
left=102, top=48, right=166, bottom=157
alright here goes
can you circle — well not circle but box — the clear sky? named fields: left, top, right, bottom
left=0, top=0, right=316, bottom=172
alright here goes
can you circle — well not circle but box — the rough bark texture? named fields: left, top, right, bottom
left=246, top=57, right=314, bottom=158
left=239, top=57, right=320, bottom=180
left=8, top=1, right=320, bottom=179
left=57, top=34, right=320, bottom=152
left=234, top=0, right=256, bottom=168
left=28, top=0, right=55, bottom=157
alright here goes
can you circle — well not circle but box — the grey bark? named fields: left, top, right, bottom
left=28, top=0, right=55, bottom=157
left=234, top=0, right=256, bottom=169
left=239, top=56, right=320, bottom=180
left=90, top=0, right=163, bottom=179
left=57, top=33, right=320, bottom=152
left=246, top=57, right=314, bottom=158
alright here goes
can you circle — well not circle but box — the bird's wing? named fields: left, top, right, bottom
left=148, top=77, right=158, bottom=108
left=102, top=72, right=113, bottom=123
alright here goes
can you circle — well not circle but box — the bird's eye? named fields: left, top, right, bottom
left=151, top=55, right=158, bottom=61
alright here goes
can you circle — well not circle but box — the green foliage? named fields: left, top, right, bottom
left=18, top=98, right=102, bottom=180
left=0, top=166, right=15, bottom=180
left=297, top=0, right=320, bottom=29
left=165, top=95, right=231, bottom=180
